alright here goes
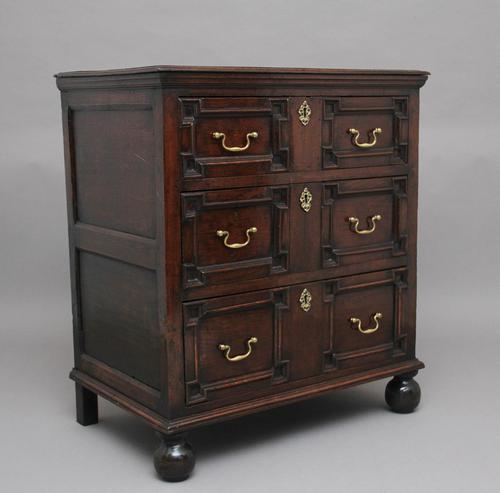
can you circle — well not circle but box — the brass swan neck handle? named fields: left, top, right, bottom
left=348, top=214, right=382, bottom=235
left=212, top=131, right=258, bottom=152
left=350, top=312, right=382, bottom=334
left=348, top=127, right=382, bottom=148
left=216, top=227, right=257, bottom=249
left=218, top=337, right=258, bottom=362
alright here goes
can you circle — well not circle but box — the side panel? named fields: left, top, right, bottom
left=61, top=87, right=165, bottom=411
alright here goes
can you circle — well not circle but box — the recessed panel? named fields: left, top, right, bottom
left=322, top=97, right=409, bottom=168
left=183, top=289, right=289, bottom=406
left=334, top=284, right=395, bottom=353
left=181, top=186, right=289, bottom=289
left=79, top=251, right=160, bottom=389
left=180, top=97, right=289, bottom=178
left=72, top=107, right=156, bottom=238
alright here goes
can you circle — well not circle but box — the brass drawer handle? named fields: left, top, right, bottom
left=216, top=227, right=257, bottom=249
left=348, top=127, right=382, bottom=148
left=218, top=337, right=258, bottom=362
left=212, top=131, right=258, bottom=152
left=348, top=214, right=382, bottom=235
left=350, top=312, right=382, bottom=334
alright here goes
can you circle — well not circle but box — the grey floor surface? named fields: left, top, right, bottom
left=1, top=290, right=499, bottom=493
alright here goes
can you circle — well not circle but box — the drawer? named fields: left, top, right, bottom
left=182, top=178, right=407, bottom=292
left=183, top=289, right=290, bottom=405
left=322, top=96, right=409, bottom=169
left=181, top=186, right=289, bottom=289
left=179, top=97, right=289, bottom=178
left=321, top=176, right=408, bottom=268
left=183, top=268, right=411, bottom=408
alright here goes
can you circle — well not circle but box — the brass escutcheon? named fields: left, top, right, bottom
left=299, top=288, right=312, bottom=312
left=298, top=100, right=311, bottom=126
left=300, top=187, right=313, bottom=212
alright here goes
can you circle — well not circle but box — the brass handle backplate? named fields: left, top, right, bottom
left=348, top=214, right=382, bottom=235
left=212, top=131, right=258, bottom=152
left=348, top=127, right=382, bottom=148
left=218, top=337, right=258, bottom=362
left=350, top=312, right=382, bottom=334
left=216, top=227, right=257, bottom=249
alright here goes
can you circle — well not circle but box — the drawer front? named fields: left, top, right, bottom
left=322, top=97, right=409, bottom=169
left=288, top=268, right=410, bottom=379
left=183, top=269, right=411, bottom=408
left=326, top=269, right=408, bottom=370
left=321, top=176, right=407, bottom=268
left=183, top=289, right=289, bottom=406
left=180, top=97, right=289, bottom=178
left=181, top=186, right=289, bottom=289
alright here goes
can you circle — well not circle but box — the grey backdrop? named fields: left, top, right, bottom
left=1, top=1, right=499, bottom=492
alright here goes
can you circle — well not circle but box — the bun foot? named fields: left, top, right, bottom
left=385, top=372, right=421, bottom=414
left=154, top=434, right=195, bottom=482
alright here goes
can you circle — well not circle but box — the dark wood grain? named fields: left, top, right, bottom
left=57, top=65, right=428, bottom=480
left=179, top=97, right=288, bottom=178
left=78, top=251, right=161, bottom=389
left=183, top=289, right=289, bottom=406
left=181, top=186, right=289, bottom=290
left=70, top=104, right=156, bottom=238
left=322, top=96, right=410, bottom=169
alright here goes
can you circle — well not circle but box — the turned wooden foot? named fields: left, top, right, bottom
left=385, top=371, right=421, bottom=414
left=75, top=383, right=98, bottom=426
left=154, top=434, right=195, bottom=482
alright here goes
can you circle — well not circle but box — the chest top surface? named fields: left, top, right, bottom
left=55, top=65, right=429, bottom=90
left=56, top=64, right=429, bottom=76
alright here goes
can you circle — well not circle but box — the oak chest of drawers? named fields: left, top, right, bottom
left=56, top=65, right=429, bottom=481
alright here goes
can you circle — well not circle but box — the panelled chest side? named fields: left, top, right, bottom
left=56, top=66, right=428, bottom=482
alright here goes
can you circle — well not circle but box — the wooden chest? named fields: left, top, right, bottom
left=56, top=66, right=429, bottom=481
